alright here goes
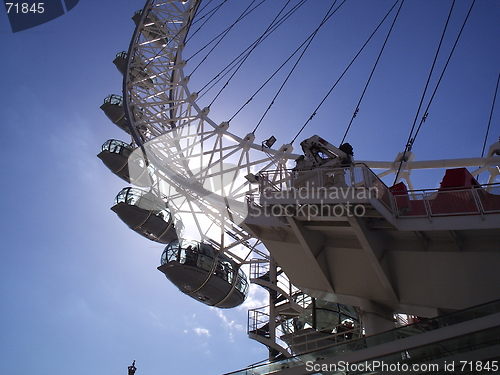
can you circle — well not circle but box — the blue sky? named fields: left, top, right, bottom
left=0, top=1, right=498, bottom=375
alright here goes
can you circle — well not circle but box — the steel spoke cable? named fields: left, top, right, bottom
left=207, top=0, right=313, bottom=108
left=291, top=0, right=400, bottom=145
left=187, top=0, right=231, bottom=43
left=411, top=0, right=476, bottom=148
left=197, top=0, right=308, bottom=96
left=195, top=0, right=216, bottom=19
left=340, top=0, right=405, bottom=145
left=196, top=0, right=307, bottom=97
left=176, top=54, right=253, bottom=119
left=189, top=0, right=263, bottom=76
left=197, top=59, right=245, bottom=101
left=482, top=72, right=500, bottom=157
left=186, top=0, right=268, bottom=64
left=190, top=0, right=229, bottom=31
left=252, top=0, right=340, bottom=134
left=393, top=0, right=456, bottom=184
left=228, top=0, right=347, bottom=123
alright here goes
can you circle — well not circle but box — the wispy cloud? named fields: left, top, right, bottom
left=211, top=308, right=245, bottom=342
left=238, top=285, right=268, bottom=311
left=147, top=310, right=168, bottom=330
left=193, top=327, right=211, bottom=337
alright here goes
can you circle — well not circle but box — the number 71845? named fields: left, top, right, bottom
left=6, top=2, right=45, bottom=14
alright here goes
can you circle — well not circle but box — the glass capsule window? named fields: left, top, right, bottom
left=235, top=270, right=248, bottom=294
left=199, top=243, right=216, bottom=257
left=197, top=254, right=214, bottom=272
left=115, top=51, right=128, bottom=59
left=162, top=240, right=179, bottom=263
left=183, top=246, right=198, bottom=267
left=104, top=94, right=123, bottom=106
left=213, top=253, right=241, bottom=286
left=162, top=240, right=199, bottom=265
left=101, top=139, right=131, bottom=154
left=217, top=260, right=234, bottom=284
left=115, top=187, right=143, bottom=206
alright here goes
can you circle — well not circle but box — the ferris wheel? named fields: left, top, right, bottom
left=98, top=0, right=500, bottom=358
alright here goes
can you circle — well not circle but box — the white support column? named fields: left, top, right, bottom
left=268, top=257, right=278, bottom=360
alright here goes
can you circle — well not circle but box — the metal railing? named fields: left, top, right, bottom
left=257, top=164, right=394, bottom=212
left=249, top=260, right=270, bottom=281
left=394, top=183, right=500, bottom=218
left=249, top=260, right=302, bottom=303
left=258, top=164, right=380, bottom=191
left=227, top=298, right=500, bottom=375
left=248, top=306, right=297, bottom=354
left=480, top=183, right=500, bottom=212
left=256, top=165, right=500, bottom=219
left=283, top=326, right=363, bottom=354
left=248, top=307, right=271, bottom=336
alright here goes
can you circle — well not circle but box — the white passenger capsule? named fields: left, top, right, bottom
left=158, top=240, right=248, bottom=308
left=111, top=187, right=177, bottom=244
left=100, top=95, right=130, bottom=134
left=97, top=140, right=151, bottom=187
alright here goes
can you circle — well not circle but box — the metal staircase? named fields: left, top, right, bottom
left=247, top=259, right=362, bottom=361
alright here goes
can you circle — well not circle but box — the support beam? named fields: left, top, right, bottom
left=449, top=230, right=464, bottom=251
left=348, top=217, right=398, bottom=304
left=414, top=231, right=430, bottom=250
left=286, top=217, right=334, bottom=293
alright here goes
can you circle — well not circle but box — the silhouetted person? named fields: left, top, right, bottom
left=128, top=360, right=137, bottom=375
left=339, top=143, right=354, bottom=165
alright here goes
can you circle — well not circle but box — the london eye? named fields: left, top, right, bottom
left=97, top=0, right=500, bottom=372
